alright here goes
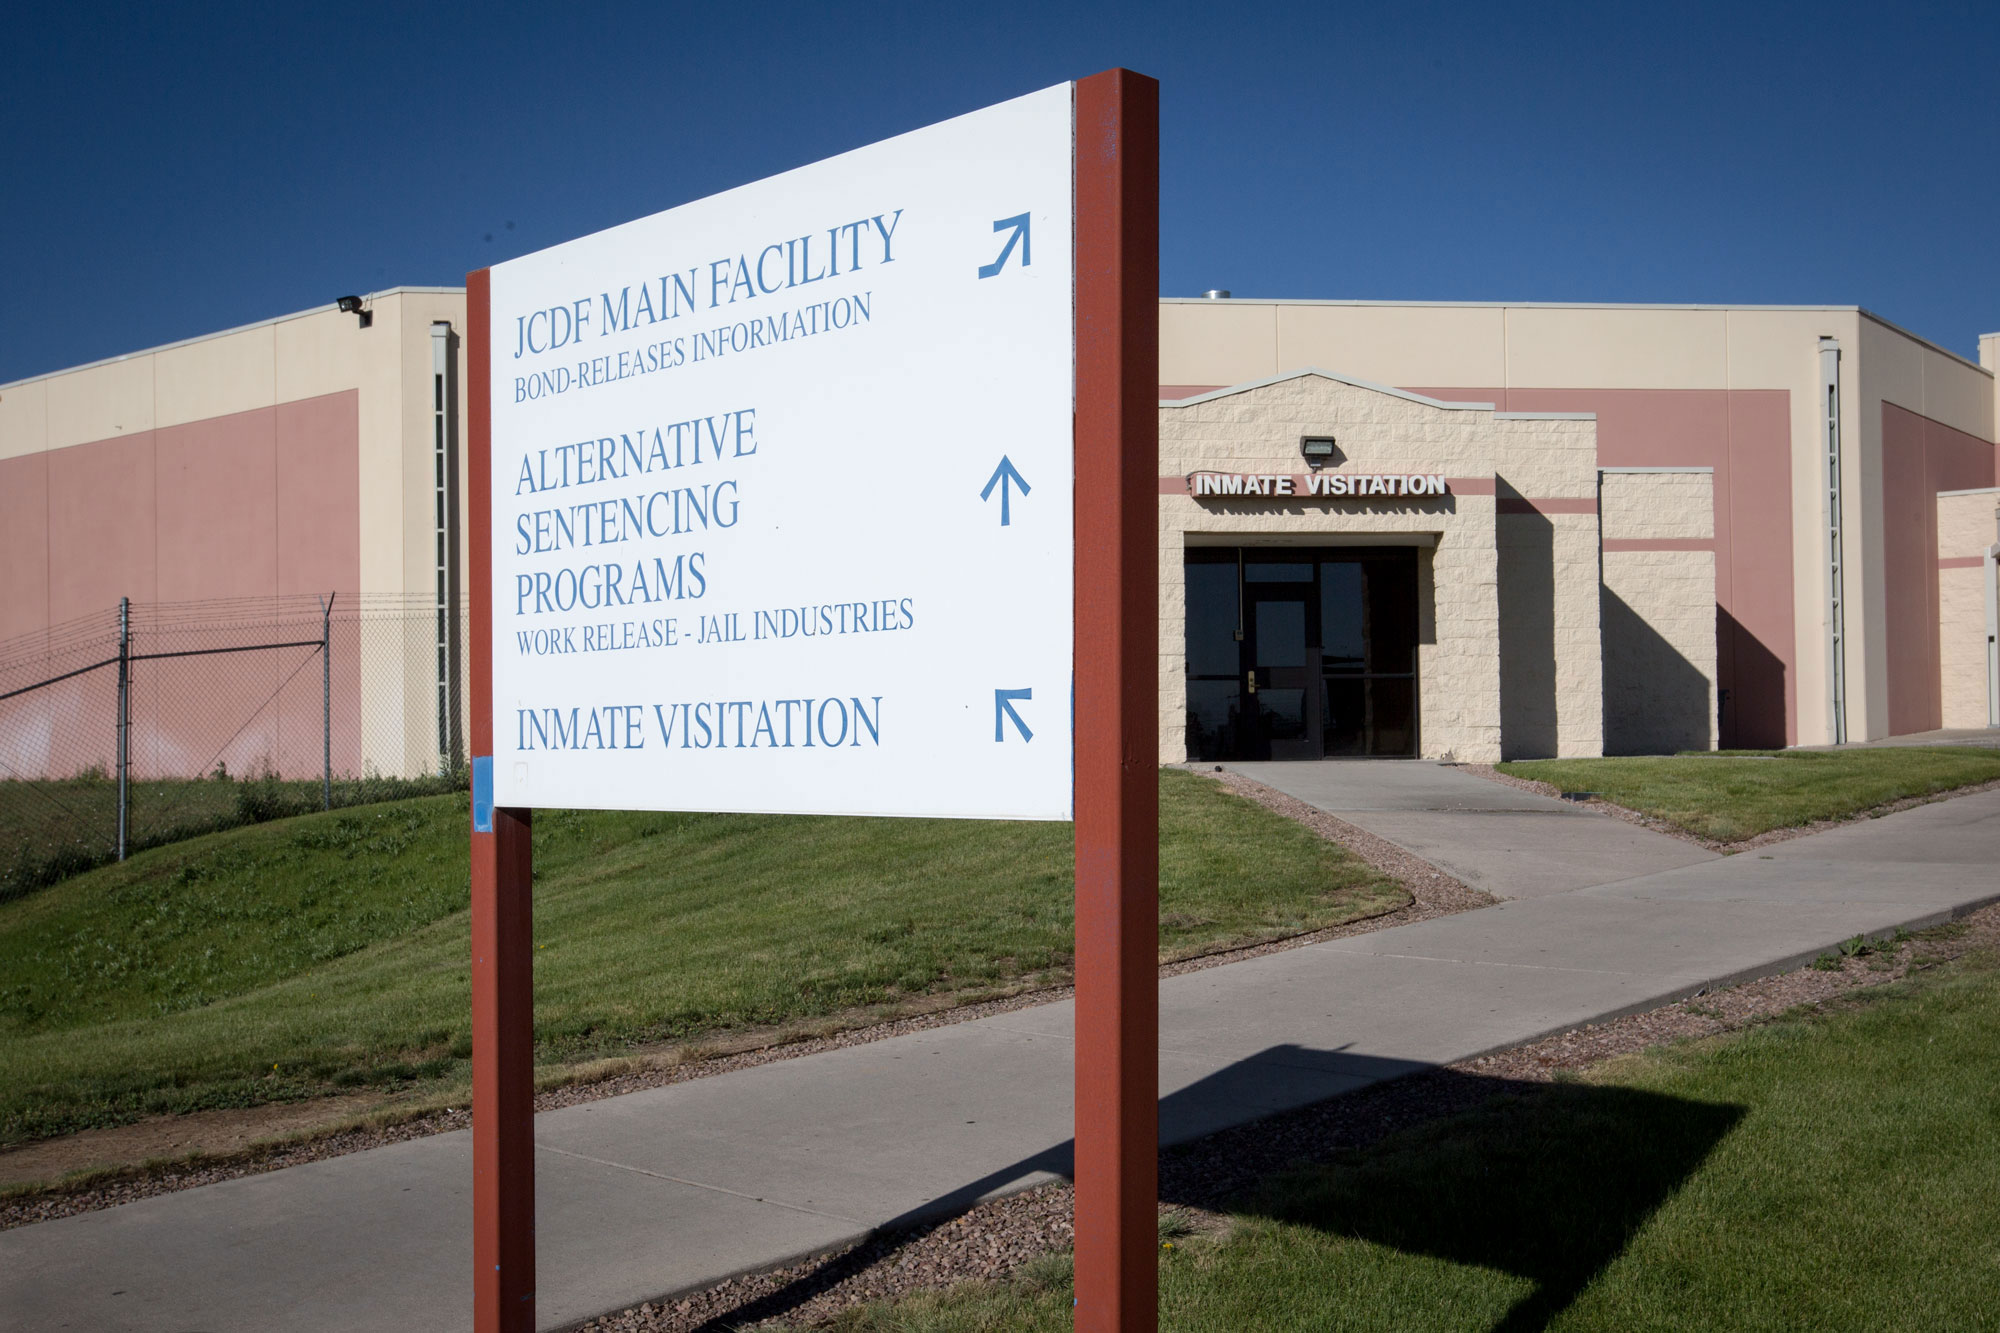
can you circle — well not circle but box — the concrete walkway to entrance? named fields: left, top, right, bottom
left=1807, top=725, right=2000, bottom=751
left=6, top=784, right=1999, bottom=1332
left=1230, top=760, right=1717, bottom=898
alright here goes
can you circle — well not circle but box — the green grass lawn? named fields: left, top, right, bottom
left=814, top=938, right=2000, bottom=1332
left=0, top=770, right=464, bottom=902
left=0, top=770, right=1403, bottom=1145
left=1497, top=747, right=2000, bottom=842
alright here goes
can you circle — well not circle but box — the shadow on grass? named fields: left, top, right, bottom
left=690, top=1045, right=1744, bottom=1332
left=1224, top=1073, right=1746, bottom=1332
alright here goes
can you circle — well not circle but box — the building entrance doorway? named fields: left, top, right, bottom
left=1184, top=546, right=1420, bottom=761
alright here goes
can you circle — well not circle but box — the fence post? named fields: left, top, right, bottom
left=116, top=597, right=130, bottom=861
left=322, top=592, right=334, bottom=811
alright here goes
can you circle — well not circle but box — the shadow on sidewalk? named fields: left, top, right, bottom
left=692, top=1045, right=1744, bottom=1332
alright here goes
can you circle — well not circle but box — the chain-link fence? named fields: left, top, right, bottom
left=0, top=594, right=469, bottom=900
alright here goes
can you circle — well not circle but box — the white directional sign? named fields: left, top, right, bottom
left=488, top=84, right=1074, bottom=820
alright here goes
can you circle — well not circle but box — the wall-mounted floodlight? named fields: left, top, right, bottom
left=1301, top=435, right=1340, bottom=468
left=336, top=295, right=373, bottom=329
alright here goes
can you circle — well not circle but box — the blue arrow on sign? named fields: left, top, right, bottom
left=994, top=688, right=1034, bottom=743
left=977, top=213, right=1032, bottom=279
left=981, top=455, right=1031, bottom=526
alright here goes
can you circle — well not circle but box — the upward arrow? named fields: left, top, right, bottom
left=977, top=213, right=1032, bottom=279
left=980, top=455, right=1031, bottom=526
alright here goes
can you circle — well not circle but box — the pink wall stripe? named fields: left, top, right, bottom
left=1604, top=538, right=1716, bottom=553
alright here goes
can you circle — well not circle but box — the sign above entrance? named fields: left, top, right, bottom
left=486, top=84, right=1076, bottom=820
left=1186, top=470, right=1449, bottom=499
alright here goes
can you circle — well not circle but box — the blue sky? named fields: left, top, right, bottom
left=4, top=1, right=1996, bottom=382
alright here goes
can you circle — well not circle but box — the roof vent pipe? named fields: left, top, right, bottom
left=1202, top=289, right=1231, bottom=300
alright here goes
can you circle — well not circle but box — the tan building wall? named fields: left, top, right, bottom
left=1157, top=299, right=1997, bottom=745
left=1157, top=371, right=1601, bottom=764
left=1936, top=488, right=1999, bottom=729
left=1600, top=469, right=1718, bottom=754
left=0, top=289, right=469, bottom=779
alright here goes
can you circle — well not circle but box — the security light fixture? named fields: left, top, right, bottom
left=1301, top=435, right=1339, bottom=468
left=336, top=295, right=372, bottom=329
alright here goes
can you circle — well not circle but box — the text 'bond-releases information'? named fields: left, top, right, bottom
left=488, top=83, right=1075, bottom=819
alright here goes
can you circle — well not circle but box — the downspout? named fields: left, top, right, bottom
left=431, top=320, right=462, bottom=773
left=1820, top=337, right=1847, bottom=744
left=1985, top=537, right=1998, bottom=727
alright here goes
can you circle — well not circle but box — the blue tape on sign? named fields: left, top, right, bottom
left=472, top=755, right=494, bottom=833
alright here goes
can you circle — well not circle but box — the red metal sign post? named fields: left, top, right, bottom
left=1072, top=68, right=1161, bottom=1333
left=467, top=268, right=538, bottom=1333
left=465, top=70, right=1156, bottom=1333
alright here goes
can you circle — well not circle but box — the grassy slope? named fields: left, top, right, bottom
left=818, top=944, right=2000, bottom=1332
left=1497, top=747, right=2000, bottom=841
left=0, top=770, right=1404, bottom=1143
left=0, top=771, right=463, bottom=901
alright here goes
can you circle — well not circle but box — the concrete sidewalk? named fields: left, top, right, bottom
left=1805, top=725, right=2000, bottom=751
left=1230, top=759, right=1717, bottom=897
left=5, top=784, right=1998, bottom=1332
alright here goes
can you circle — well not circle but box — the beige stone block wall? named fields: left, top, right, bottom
left=1157, top=537, right=1188, bottom=762
left=1601, top=553, right=1718, bottom=755
left=1157, top=373, right=1564, bottom=764
left=1938, top=569, right=1992, bottom=728
left=1599, top=470, right=1717, bottom=754
left=1601, top=471, right=1715, bottom=540
left=1163, top=372, right=1496, bottom=479
left=1489, top=415, right=1602, bottom=760
left=1422, top=507, right=1503, bottom=763
left=1492, top=415, right=1599, bottom=499
left=1496, top=512, right=1557, bottom=759
left=1937, top=490, right=1999, bottom=728
left=1553, top=512, right=1605, bottom=756
left=1493, top=510, right=1605, bottom=760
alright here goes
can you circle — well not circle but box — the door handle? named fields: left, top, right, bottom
left=1246, top=671, right=1257, bottom=696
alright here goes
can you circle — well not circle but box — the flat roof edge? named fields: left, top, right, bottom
left=1160, top=298, right=1991, bottom=377
left=1853, top=308, right=1993, bottom=377
left=1162, top=367, right=1496, bottom=412
left=0, top=287, right=468, bottom=393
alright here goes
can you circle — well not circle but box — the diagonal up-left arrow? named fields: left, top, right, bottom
left=994, top=688, right=1034, bottom=742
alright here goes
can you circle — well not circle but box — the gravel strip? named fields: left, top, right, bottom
left=569, top=904, right=2000, bottom=1332
left=1206, top=768, right=1494, bottom=922
left=1463, top=763, right=2000, bottom=853
left=1, top=770, right=1482, bottom=1231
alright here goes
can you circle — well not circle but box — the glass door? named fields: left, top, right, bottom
left=1245, top=579, right=1321, bottom=760
left=1182, top=546, right=1420, bottom=762
left=1319, top=554, right=1417, bottom=757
